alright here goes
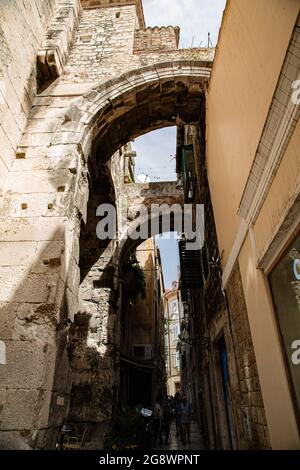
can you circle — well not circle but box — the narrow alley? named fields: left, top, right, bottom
left=0, top=0, right=299, bottom=457
left=159, top=421, right=204, bottom=451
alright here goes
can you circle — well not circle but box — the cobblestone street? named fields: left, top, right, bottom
left=159, top=421, right=204, bottom=451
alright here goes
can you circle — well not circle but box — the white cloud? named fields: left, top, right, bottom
left=132, top=127, right=177, bottom=182
left=142, top=0, right=226, bottom=47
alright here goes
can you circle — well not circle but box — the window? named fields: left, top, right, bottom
left=269, top=232, right=300, bottom=418
left=172, top=323, right=179, bottom=340
left=172, top=352, right=180, bottom=368
left=175, top=351, right=180, bottom=367
left=170, top=300, right=178, bottom=317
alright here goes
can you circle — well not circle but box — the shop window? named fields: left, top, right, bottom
left=269, top=232, right=300, bottom=418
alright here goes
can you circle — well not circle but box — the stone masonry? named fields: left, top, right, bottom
left=0, top=0, right=213, bottom=449
left=226, top=264, right=271, bottom=449
left=0, top=0, right=61, bottom=190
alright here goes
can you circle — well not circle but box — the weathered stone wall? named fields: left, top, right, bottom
left=185, top=123, right=271, bottom=450
left=226, top=264, right=271, bottom=449
left=58, top=4, right=212, bottom=85
left=0, top=0, right=212, bottom=450
left=0, top=0, right=60, bottom=192
left=62, top=4, right=137, bottom=83
left=37, top=0, right=81, bottom=84
left=80, top=0, right=145, bottom=28
left=133, top=27, right=180, bottom=54
left=0, top=142, right=85, bottom=449
left=69, top=173, right=119, bottom=447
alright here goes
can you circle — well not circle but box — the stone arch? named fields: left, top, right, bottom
left=118, top=181, right=185, bottom=263
left=53, top=59, right=210, bottom=162
left=61, top=60, right=209, bottom=447
left=0, top=58, right=211, bottom=450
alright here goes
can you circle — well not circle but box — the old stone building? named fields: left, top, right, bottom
left=177, top=124, right=270, bottom=449
left=0, top=0, right=299, bottom=451
left=164, top=282, right=181, bottom=396
left=120, top=237, right=166, bottom=409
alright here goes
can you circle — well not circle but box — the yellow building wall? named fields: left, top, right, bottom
left=130, top=238, right=155, bottom=346
left=206, top=0, right=300, bottom=449
left=206, top=0, right=299, bottom=264
left=253, top=117, right=300, bottom=262
left=239, top=234, right=300, bottom=449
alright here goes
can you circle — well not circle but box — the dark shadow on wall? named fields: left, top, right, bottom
left=63, top=159, right=120, bottom=449
left=0, top=228, right=72, bottom=449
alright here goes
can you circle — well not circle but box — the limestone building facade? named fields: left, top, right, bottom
left=0, top=0, right=299, bottom=451
left=164, top=283, right=181, bottom=397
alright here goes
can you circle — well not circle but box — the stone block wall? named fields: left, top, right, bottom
left=80, top=0, right=145, bottom=28
left=185, top=122, right=271, bottom=450
left=133, top=27, right=180, bottom=54
left=37, top=0, right=81, bottom=83
left=226, top=263, right=271, bottom=449
left=62, top=4, right=137, bottom=83
left=58, top=2, right=212, bottom=85
left=0, top=0, right=213, bottom=449
left=0, top=0, right=60, bottom=192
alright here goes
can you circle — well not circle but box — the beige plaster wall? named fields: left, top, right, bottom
left=206, top=0, right=299, bottom=264
left=238, top=234, right=300, bottom=449
left=253, top=117, right=300, bottom=263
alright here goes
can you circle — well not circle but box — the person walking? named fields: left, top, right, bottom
left=174, top=392, right=182, bottom=438
left=161, top=399, right=174, bottom=445
left=152, top=394, right=163, bottom=448
left=180, top=394, right=192, bottom=445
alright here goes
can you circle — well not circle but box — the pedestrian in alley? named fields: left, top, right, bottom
left=161, top=399, right=174, bottom=445
left=180, top=394, right=192, bottom=445
left=152, top=394, right=163, bottom=448
left=174, top=392, right=182, bottom=438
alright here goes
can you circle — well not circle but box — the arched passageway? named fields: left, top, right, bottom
left=0, top=35, right=212, bottom=446
left=57, top=60, right=210, bottom=160
left=67, top=153, right=192, bottom=447
left=48, top=60, right=210, bottom=448
left=0, top=43, right=231, bottom=453
left=1, top=0, right=299, bottom=452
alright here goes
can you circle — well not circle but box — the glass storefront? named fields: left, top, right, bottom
left=269, top=232, right=300, bottom=419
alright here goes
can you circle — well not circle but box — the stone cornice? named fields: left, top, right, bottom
left=37, top=0, right=81, bottom=80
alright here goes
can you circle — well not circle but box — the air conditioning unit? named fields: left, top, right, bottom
left=132, top=344, right=152, bottom=360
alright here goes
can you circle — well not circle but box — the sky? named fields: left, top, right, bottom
left=142, top=0, right=226, bottom=48
left=156, top=233, right=180, bottom=288
left=133, top=127, right=177, bottom=182
left=132, top=0, right=226, bottom=288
